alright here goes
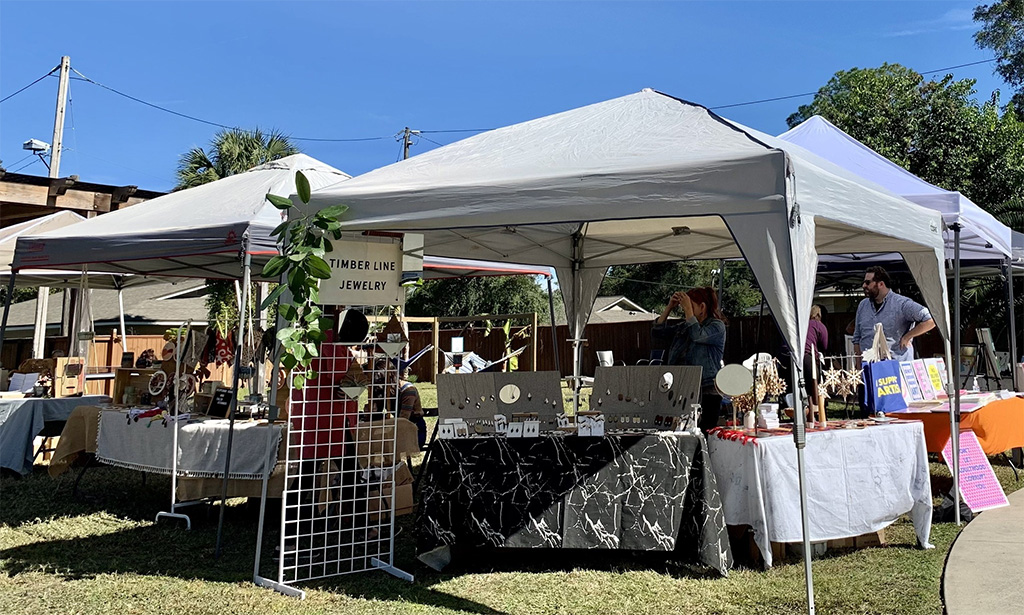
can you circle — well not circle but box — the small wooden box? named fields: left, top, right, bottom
left=55, top=357, right=86, bottom=397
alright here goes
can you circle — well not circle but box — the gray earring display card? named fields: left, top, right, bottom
left=438, top=371, right=563, bottom=433
left=590, top=366, right=702, bottom=430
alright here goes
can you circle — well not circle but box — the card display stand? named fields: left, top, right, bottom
left=589, top=365, right=702, bottom=430
left=437, top=371, right=563, bottom=432
left=55, top=357, right=86, bottom=397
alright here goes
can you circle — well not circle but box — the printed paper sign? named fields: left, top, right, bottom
left=942, top=430, right=1010, bottom=512
left=924, top=358, right=946, bottom=397
left=319, top=238, right=405, bottom=306
left=912, top=360, right=936, bottom=400
left=899, top=361, right=924, bottom=403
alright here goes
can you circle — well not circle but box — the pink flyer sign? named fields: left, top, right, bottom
left=942, top=431, right=1009, bottom=512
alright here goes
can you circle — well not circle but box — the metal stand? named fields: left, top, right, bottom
left=789, top=355, right=816, bottom=615
left=156, top=319, right=193, bottom=530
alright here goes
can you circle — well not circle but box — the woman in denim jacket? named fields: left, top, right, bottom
left=651, top=286, right=727, bottom=431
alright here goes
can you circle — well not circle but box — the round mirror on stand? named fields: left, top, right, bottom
left=716, top=364, right=754, bottom=429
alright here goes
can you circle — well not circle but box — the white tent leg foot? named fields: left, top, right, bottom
left=155, top=511, right=191, bottom=530
left=254, top=575, right=306, bottom=599
left=371, top=557, right=414, bottom=582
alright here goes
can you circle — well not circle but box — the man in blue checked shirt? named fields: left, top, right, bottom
left=852, top=266, right=936, bottom=363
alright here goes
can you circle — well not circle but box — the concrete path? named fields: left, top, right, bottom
left=943, top=487, right=1024, bottom=614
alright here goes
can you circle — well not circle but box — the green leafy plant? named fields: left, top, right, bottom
left=259, top=171, right=348, bottom=388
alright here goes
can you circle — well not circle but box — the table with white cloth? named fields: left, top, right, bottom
left=707, top=421, right=933, bottom=567
left=95, top=410, right=283, bottom=480
left=0, top=395, right=111, bottom=474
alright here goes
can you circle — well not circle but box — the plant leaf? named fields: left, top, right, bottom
left=262, top=255, right=289, bottom=278
left=260, top=283, right=287, bottom=311
left=317, top=204, right=349, bottom=219
left=292, top=373, right=307, bottom=389
left=267, top=193, right=294, bottom=210
left=306, top=255, right=333, bottom=279
left=269, top=220, right=290, bottom=237
left=296, top=171, right=311, bottom=204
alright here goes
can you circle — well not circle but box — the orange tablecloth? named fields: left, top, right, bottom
left=889, top=397, right=1024, bottom=455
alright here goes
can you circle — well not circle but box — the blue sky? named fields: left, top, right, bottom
left=0, top=1, right=1009, bottom=192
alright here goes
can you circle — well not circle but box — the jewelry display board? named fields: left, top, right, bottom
left=590, top=366, right=702, bottom=430
left=437, top=371, right=563, bottom=433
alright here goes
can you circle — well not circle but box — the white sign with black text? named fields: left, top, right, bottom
left=319, top=238, right=405, bottom=306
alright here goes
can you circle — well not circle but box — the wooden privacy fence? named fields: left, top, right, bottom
left=81, top=333, right=234, bottom=396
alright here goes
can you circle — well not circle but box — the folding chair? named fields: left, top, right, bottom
left=637, top=349, right=665, bottom=366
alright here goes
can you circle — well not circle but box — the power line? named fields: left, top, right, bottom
left=69, top=68, right=390, bottom=143
left=710, top=58, right=997, bottom=110
left=0, top=66, right=59, bottom=104
left=3, top=152, right=36, bottom=170
left=9, top=157, right=42, bottom=174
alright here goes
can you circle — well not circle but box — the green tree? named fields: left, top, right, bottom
left=974, top=0, right=1024, bottom=112
left=600, top=261, right=760, bottom=318
left=405, top=276, right=555, bottom=323
left=175, top=128, right=298, bottom=190
left=787, top=64, right=984, bottom=195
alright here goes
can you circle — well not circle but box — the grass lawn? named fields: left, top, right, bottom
left=1, top=383, right=1019, bottom=615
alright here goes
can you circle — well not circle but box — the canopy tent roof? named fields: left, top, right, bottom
left=11, top=154, right=351, bottom=281
left=422, top=256, right=552, bottom=279
left=779, top=115, right=1014, bottom=265
left=299, top=89, right=951, bottom=359
left=1, top=210, right=161, bottom=289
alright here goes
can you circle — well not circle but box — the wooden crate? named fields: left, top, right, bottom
left=113, top=367, right=159, bottom=404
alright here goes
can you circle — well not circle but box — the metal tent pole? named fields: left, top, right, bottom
left=156, top=320, right=193, bottom=529
left=952, top=225, right=962, bottom=526
left=0, top=273, right=17, bottom=365
left=117, top=285, right=128, bottom=354
left=1005, top=258, right=1018, bottom=390
left=789, top=355, right=816, bottom=615
left=215, top=248, right=253, bottom=558
left=546, top=277, right=560, bottom=374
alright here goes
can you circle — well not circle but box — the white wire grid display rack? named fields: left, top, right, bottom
left=255, top=335, right=413, bottom=598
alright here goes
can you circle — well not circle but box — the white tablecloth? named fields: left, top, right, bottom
left=0, top=395, right=110, bottom=474
left=707, top=422, right=933, bottom=567
left=96, top=410, right=282, bottom=480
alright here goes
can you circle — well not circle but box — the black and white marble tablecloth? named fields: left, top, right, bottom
left=418, top=432, right=731, bottom=575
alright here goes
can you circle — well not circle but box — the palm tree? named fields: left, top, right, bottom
left=175, top=128, right=299, bottom=331
left=174, top=128, right=299, bottom=190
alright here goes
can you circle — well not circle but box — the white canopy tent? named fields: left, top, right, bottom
left=2, top=153, right=352, bottom=558
left=780, top=115, right=1014, bottom=264
left=300, top=89, right=953, bottom=612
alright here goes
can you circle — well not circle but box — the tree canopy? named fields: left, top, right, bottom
left=786, top=63, right=1024, bottom=215
left=974, top=0, right=1024, bottom=112
left=599, top=261, right=761, bottom=317
left=405, top=276, right=558, bottom=324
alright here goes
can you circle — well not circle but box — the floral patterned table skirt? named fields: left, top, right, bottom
left=418, top=432, right=731, bottom=575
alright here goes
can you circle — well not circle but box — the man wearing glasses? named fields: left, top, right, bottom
left=852, top=266, right=936, bottom=363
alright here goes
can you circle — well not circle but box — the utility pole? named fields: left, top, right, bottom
left=401, top=127, right=420, bottom=160
left=32, top=56, right=70, bottom=359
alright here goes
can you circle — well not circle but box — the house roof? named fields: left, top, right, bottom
left=592, top=296, right=650, bottom=314
left=2, top=281, right=210, bottom=335
left=554, top=296, right=655, bottom=326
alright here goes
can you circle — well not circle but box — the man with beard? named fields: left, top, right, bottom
left=852, top=266, right=935, bottom=363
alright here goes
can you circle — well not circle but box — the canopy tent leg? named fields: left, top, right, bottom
left=546, top=277, right=560, bottom=375
left=1006, top=258, right=1017, bottom=390
left=951, top=225, right=962, bottom=526
left=215, top=249, right=253, bottom=558
left=32, top=286, right=49, bottom=358
left=117, top=285, right=128, bottom=355
left=789, top=355, right=816, bottom=615
left=0, top=273, right=17, bottom=366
